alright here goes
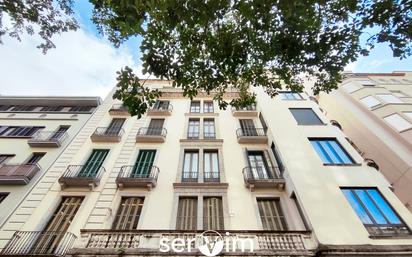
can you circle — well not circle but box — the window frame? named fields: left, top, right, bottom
left=190, top=101, right=201, bottom=113
left=182, top=150, right=199, bottom=182
left=279, top=91, right=304, bottom=100
left=203, top=101, right=214, bottom=113
left=289, top=108, right=324, bottom=125
left=309, top=138, right=356, bottom=165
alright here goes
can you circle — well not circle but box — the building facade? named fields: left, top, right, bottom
left=0, top=82, right=412, bottom=256
left=318, top=72, right=412, bottom=212
left=0, top=96, right=101, bottom=228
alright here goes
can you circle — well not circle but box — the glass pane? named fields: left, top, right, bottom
left=204, top=153, right=210, bottom=173
left=329, top=140, right=352, bottom=164
left=355, top=190, right=387, bottom=224
left=342, top=189, right=373, bottom=224
left=367, top=189, right=402, bottom=224
left=191, top=153, right=198, bottom=172
left=310, top=140, right=332, bottom=164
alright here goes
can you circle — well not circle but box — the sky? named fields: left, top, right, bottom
left=0, top=3, right=411, bottom=99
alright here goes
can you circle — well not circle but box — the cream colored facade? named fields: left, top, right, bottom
left=318, top=72, right=412, bottom=212
left=0, top=82, right=412, bottom=256
left=0, top=96, right=101, bottom=230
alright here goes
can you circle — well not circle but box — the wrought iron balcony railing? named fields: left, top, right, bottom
left=90, top=127, right=124, bottom=142
left=0, top=164, right=40, bottom=185
left=28, top=131, right=68, bottom=147
left=109, top=104, right=129, bottom=115
left=0, top=231, right=76, bottom=256
left=58, top=165, right=105, bottom=190
left=243, top=166, right=285, bottom=190
left=181, top=172, right=199, bottom=182
left=231, top=105, right=258, bottom=117
left=147, top=104, right=173, bottom=116
left=116, top=165, right=159, bottom=190
left=236, top=128, right=268, bottom=144
left=136, top=127, right=167, bottom=143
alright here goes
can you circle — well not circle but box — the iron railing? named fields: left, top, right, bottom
left=137, top=127, right=167, bottom=137
left=149, top=104, right=173, bottom=112
left=0, top=164, right=40, bottom=184
left=243, top=166, right=282, bottom=181
left=236, top=128, right=266, bottom=137
left=28, top=131, right=68, bottom=144
left=92, top=127, right=124, bottom=137
left=181, top=172, right=198, bottom=182
left=117, top=165, right=160, bottom=179
left=110, top=104, right=128, bottom=111
left=60, top=165, right=105, bottom=180
left=204, top=172, right=220, bottom=182
left=231, top=105, right=257, bottom=111
left=203, top=132, right=216, bottom=139
left=1, top=231, right=76, bottom=256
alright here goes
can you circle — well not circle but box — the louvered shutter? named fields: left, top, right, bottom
left=203, top=197, right=224, bottom=230
left=78, top=149, right=109, bottom=177
left=112, top=198, right=144, bottom=230
left=176, top=198, right=197, bottom=230
left=257, top=199, right=287, bottom=230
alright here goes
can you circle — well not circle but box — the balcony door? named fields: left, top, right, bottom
left=78, top=149, right=109, bottom=177
left=49, top=126, right=68, bottom=140
left=33, top=197, right=83, bottom=254
left=240, top=119, right=257, bottom=136
left=105, top=118, right=125, bottom=135
left=257, top=198, right=287, bottom=230
left=132, top=150, right=156, bottom=178
left=147, top=119, right=164, bottom=135
left=154, top=100, right=170, bottom=110
left=247, top=151, right=270, bottom=179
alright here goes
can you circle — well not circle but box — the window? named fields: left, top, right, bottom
left=182, top=151, right=199, bottom=182
left=25, top=153, right=45, bottom=164
left=190, top=101, right=200, bottom=113
left=147, top=119, right=165, bottom=135
left=131, top=150, right=156, bottom=177
left=40, top=106, right=64, bottom=112
left=204, top=151, right=219, bottom=182
left=309, top=138, right=354, bottom=165
left=106, top=118, right=125, bottom=135
left=78, top=149, right=109, bottom=177
left=203, top=197, right=224, bottom=230
left=203, top=119, right=215, bottom=139
left=176, top=197, right=198, bottom=230
left=279, top=92, right=303, bottom=100
left=342, top=188, right=409, bottom=236
left=112, top=197, right=144, bottom=229
left=153, top=100, right=170, bottom=110
left=187, top=119, right=200, bottom=139
left=342, top=83, right=361, bottom=93
left=376, top=94, right=403, bottom=104
left=257, top=198, right=287, bottom=230
left=383, top=114, right=412, bottom=131
left=0, top=105, right=12, bottom=111
left=0, top=193, right=8, bottom=203
left=360, top=96, right=381, bottom=109
left=271, top=142, right=284, bottom=173
left=11, top=106, right=37, bottom=111
left=0, top=155, right=14, bottom=165
left=289, top=108, right=323, bottom=125
left=239, top=119, right=258, bottom=136
left=203, top=101, right=214, bottom=113
left=69, top=106, right=93, bottom=112
left=50, top=126, right=69, bottom=140
left=247, top=151, right=273, bottom=179
left=0, top=126, right=43, bottom=137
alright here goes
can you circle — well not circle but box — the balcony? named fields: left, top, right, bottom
left=243, top=166, right=285, bottom=191
left=28, top=131, right=68, bottom=147
left=236, top=128, right=268, bottom=144
left=0, top=231, right=76, bottom=257
left=136, top=127, right=167, bottom=143
left=147, top=104, right=173, bottom=116
left=109, top=104, right=129, bottom=115
left=116, top=165, right=159, bottom=190
left=0, top=164, right=40, bottom=185
left=58, top=165, right=105, bottom=190
left=90, top=127, right=124, bottom=142
left=71, top=230, right=315, bottom=256
left=232, top=105, right=258, bottom=117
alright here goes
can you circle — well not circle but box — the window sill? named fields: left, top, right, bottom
left=173, top=182, right=228, bottom=189
left=323, top=163, right=362, bottom=167
left=185, top=112, right=219, bottom=117
left=180, top=139, right=223, bottom=143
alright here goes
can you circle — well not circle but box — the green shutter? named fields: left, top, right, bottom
left=132, top=150, right=156, bottom=178
left=78, top=149, right=109, bottom=177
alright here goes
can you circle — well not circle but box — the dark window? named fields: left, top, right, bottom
left=290, top=108, right=323, bottom=125
left=187, top=119, right=200, bottom=139
left=0, top=105, right=12, bottom=111
left=112, top=197, right=144, bottom=229
left=190, top=101, right=201, bottom=113
left=182, top=150, right=199, bottom=182
left=11, top=106, right=37, bottom=111
left=40, top=106, right=64, bottom=112
left=0, top=155, right=14, bottom=164
left=309, top=138, right=354, bottom=165
left=271, top=142, right=284, bottom=173
left=342, top=188, right=410, bottom=236
left=147, top=119, right=164, bottom=135
left=69, top=106, right=93, bottom=112
left=25, top=153, right=45, bottom=164
left=106, top=118, right=125, bottom=135
left=0, top=126, right=43, bottom=137
left=78, top=149, right=109, bottom=177
left=50, top=126, right=69, bottom=140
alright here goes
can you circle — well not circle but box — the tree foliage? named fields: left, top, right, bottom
left=1, top=0, right=411, bottom=117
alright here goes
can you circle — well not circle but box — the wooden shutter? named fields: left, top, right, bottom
left=176, top=198, right=197, bottom=230
left=112, top=198, right=144, bottom=230
left=203, top=197, right=224, bottom=230
left=78, top=149, right=109, bottom=177
left=106, top=118, right=125, bottom=135
left=132, top=150, right=156, bottom=177
left=257, top=198, right=287, bottom=230
left=33, top=197, right=83, bottom=253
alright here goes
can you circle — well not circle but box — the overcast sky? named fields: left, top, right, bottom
left=0, top=3, right=411, bottom=99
